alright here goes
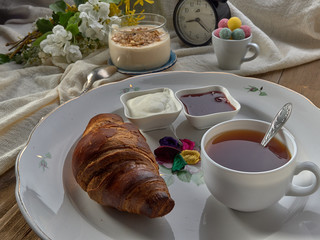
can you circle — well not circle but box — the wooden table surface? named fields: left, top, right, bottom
left=1, top=59, right=320, bottom=239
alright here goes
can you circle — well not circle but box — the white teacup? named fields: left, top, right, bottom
left=212, top=31, right=259, bottom=70
left=201, top=119, right=320, bottom=212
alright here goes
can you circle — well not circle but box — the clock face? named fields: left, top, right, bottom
left=174, top=0, right=217, bottom=46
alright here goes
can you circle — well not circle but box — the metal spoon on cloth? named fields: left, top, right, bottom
left=80, top=65, right=117, bottom=95
left=261, top=102, right=293, bottom=147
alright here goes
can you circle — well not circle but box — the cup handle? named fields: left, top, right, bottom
left=242, top=43, right=260, bottom=63
left=286, top=161, right=320, bottom=196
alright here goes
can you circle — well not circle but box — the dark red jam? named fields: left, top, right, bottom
left=179, top=91, right=236, bottom=116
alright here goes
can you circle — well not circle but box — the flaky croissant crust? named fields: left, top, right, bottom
left=72, top=113, right=174, bottom=218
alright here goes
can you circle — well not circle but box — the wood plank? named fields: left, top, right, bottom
left=0, top=168, right=16, bottom=218
left=249, top=69, right=283, bottom=84
left=0, top=167, right=39, bottom=240
left=279, top=60, right=320, bottom=108
left=0, top=204, right=35, bottom=239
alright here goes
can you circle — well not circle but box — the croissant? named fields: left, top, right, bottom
left=72, top=113, right=174, bottom=218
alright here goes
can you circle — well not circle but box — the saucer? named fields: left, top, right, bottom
left=109, top=50, right=177, bottom=75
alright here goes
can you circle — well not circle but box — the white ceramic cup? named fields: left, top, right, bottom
left=212, top=31, right=260, bottom=70
left=201, top=119, right=320, bottom=212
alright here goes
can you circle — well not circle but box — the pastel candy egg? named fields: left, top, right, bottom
left=231, top=28, right=245, bottom=40
left=219, top=27, right=232, bottom=39
left=218, top=18, right=229, bottom=28
left=240, top=25, right=251, bottom=38
left=228, top=17, right=242, bottom=31
left=214, top=28, right=222, bottom=37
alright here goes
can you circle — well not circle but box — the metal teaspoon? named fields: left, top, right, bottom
left=260, top=102, right=293, bottom=147
left=80, top=65, right=118, bottom=95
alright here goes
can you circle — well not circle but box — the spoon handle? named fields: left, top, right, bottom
left=80, top=81, right=92, bottom=96
left=261, top=102, right=293, bottom=147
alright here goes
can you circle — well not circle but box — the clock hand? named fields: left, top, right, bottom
left=186, top=18, right=210, bottom=33
left=194, top=18, right=210, bottom=33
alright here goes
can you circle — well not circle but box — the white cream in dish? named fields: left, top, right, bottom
left=109, top=25, right=170, bottom=71
left=126, top=88, right=178, bottom=118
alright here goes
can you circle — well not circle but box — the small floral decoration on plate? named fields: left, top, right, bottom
left=245, top=85, right=267, bottom=96
left=154, top=136, right=204, bottom=186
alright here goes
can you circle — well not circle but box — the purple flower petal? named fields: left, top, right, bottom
left=154, top=146, right=181, bottom=164
left=181, top=139, right=195, bottom=150
left=159, top=136, right=181, bottom=149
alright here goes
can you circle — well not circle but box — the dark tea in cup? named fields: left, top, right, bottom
left=205, top=129, right=291, bottom=172
left=201, top=119, right=320, bottom=212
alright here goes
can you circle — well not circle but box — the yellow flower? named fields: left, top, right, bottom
left=66, top=4, right=78, bottom=12
left=109, top=3, right=121, bottom=16
left=134, top=0, right=155, bottom=8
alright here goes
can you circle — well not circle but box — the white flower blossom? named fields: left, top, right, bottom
left=40, top=25, right=82, bottom=63
left=64, top=42, right=82, bottom=63
left=78, top=0, right=113, bottom=44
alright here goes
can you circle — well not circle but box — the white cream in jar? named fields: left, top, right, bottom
left=109, top=25, right=170, bottom=71
left=126, top=88, right=178, bottom=118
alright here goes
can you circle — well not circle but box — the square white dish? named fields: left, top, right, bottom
left=120, top=87, right=182, bottom=131
left=175, top=85, right=241, bottom=129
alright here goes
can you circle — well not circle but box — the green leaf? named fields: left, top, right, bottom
left=177, top=170, right=192, bottom=183
left=36, top=19, right=54, bottom=34
left=52, top=12, right=60, bottom=24
left=191, top=170, right=204, bottom=186
left=246, top=85, right=258, bottom=92
left=32, top=32, right=52, bottom=46
left=49, top=0, right=67, bottom=13
left=58, top=11, right=75, bottom=28
left=74, top=0, right=87, bottom=7
left=66, top=12, right=80, bottom=36
left=68, top=12, right=80, bottom=25
left=172, top=154, right=187, bottom=172
left=162, top=174, right=175, bottom=186
left=0, top=54, right=10, bottom=64
left=66, top=24, right=79, bottom=36
left=259, top=92, right=267, bottom=96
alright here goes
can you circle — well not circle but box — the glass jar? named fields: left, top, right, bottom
left=108, top=13, right=170, bottom=71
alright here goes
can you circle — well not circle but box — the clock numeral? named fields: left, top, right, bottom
left=197, top=0, right=201, bottom=5
left=190, top=2, right=194, bottom=7
left=184, top=7, right=189, bottom=13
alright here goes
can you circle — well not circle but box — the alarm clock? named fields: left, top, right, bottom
left=173, top=0, right=231, bottom=46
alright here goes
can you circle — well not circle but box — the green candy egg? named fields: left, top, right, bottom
left=231, top=28, right=245, bottom=40
left=219, top=28, right=232, bottom=39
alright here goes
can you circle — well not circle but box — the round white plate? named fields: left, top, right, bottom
left=16, top=71, right=320, bottom=240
